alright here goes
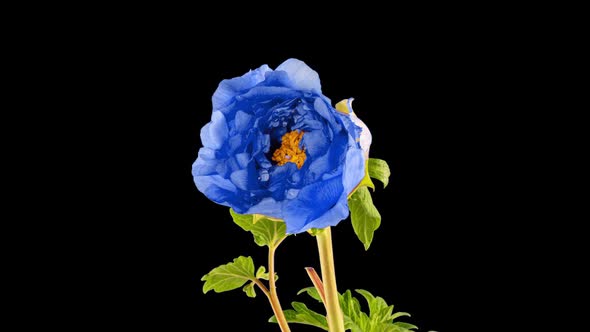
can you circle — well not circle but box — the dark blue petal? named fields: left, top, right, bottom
left=200, top=111, right=228, bottom=150
left=275, top=59, right=322, bottom=93
left=289, top=193, right=349, bottom=233
left=212, top=65, right=272, bottom=110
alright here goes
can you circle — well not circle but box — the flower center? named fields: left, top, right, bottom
left=271, top=130, right=306, bottom=169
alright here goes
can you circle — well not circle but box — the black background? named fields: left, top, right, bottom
left=63, top=16, right=523, bottom=331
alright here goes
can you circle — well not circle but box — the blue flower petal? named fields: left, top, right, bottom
left=283, top=176, right=345, bottom=233
left=193, top=174, right=237, bottom=205
left=276, top=59, right=322, bottom=93
left=312, top=98, right=336, bottom=124
left=237, top=85, right=299, bottom=100
left=246, top=197, right=285, bottom=219
left=235, top=152, right=250, bottom=168
left=230, top=169, right=254, bottom=190
left=301, top=129, right=329, bottom=158
left=213, top=65, right=272, bottom=110
left=234, top=110, right=253, bottom=133
left=192, top=151, right=218, bottom=176
left=200, top=111, right=228, bottom=150
left=342, top=146, right=365, bottom=195
left=290, top=193, right=349, bottom=233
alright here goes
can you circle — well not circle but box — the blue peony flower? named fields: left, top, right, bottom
left=193, top=59, right=369, bottom=234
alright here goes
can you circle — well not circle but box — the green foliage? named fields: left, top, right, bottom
left=357, top=159, right=376, bottom=191
left=201, top=256, right=256, bottom=294
left=368, top=158, right=391, bottom=188
left=272, top=287, right=417, bottom=332
left=202, top=256, right=274, bottom=299
left=242, top=281, right=256, bottom=298
left=348, top=187, right=382, bottom=250
left=297, top=287, right=323, bottom=302
left=269, top=302, right=328, bottom=330
left=347, top=158, right=390, bottom=250
left=229, top=209, right=287, bottom=247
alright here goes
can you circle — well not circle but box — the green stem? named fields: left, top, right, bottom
left=316, top=227, right=345, bottom=332
left=268, top=239, right=291, bottom=332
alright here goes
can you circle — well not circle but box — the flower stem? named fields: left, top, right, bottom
left=268, top=239, right=291, bottom=332
left=316, top=227, right=345, bottom=332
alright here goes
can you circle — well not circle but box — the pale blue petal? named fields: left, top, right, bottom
left=197, top=147, right=216, bottom=160
left=301, top=129, right=329, bottom=158
left=342, top=147, right=365, bottom=195
left=305, top=153, right=330, bottom=182
left=200, top=111, right=228, bottom=150
left=246, top=197, right=285, bottom=219
left=234, top=110, right=253, bottom=132
left=230, top=169, right=251, bottom=191
left=235, top=152, right=250, bottom=168
left=212, top=65, right=272, bottom=109
left=193, top=174, right=237, bottom=205
left=276, top=58, right=322, bottom=93
left=313, top=98, right=336, bottom=124
left=192, top=153, right=218, bottom=176
left=237, top=86, right=299, bottom=100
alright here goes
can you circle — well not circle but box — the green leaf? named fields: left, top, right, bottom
left=368, top=158, right=391, bottom=188
left=342, top=289, right=418, bottom=332
left=255, top=265, right=278, bottom=281
left=201, top=256, right=255, bottom=294
left=390, top=311, right=411, bottom=321
left=255, top=266, right=268, bottom=279
left=339, top=289, right=363, bottom=323
left=392, top=321, right=418, bottom=331
left=297, top=287, right=323, bottom=302
left=269, top=302, right=328, bottom=330
left=242, top=281, right=256, bottom=298
left=356, top=289, right=393, bottom=323
left=348, top=186, right=382, bottom=250
left=229, top=209, right=287, bottom=247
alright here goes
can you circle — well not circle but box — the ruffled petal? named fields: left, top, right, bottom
left=193, top=174, right=237, bottom=205
left=276, top=58, right=322, bottom=93
left=234, top=110, right=253, bottom=132
left=212, top=65, right=272, bottom=110
left=301, top=129, right=330, bottom=158
left=200, top=111, right=228, bottom=150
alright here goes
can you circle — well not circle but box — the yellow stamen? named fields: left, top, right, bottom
left=271, top=130, right=306, bottom=169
